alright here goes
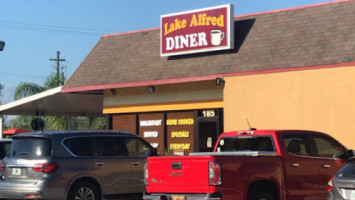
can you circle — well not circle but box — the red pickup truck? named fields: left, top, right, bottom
left=143, top=130, right=353, bottom=200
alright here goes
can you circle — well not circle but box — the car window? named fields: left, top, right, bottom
left=7, top=138, right=52, bottom=158
left=216, top=136, right=275, bottom=152
left=63, top=137, right=93, bottom=156
left=0, top=141, right=11, bottom=159
left=284, top=134, right=311, bottom=156
left=313, top=135, right=347, bottom=159
left=92, top=137, right=128, bottom=156
left=124, top=137, right=153, bottom=157
left=339, top=160, right=355, bottom=178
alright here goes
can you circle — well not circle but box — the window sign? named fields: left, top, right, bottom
left=167, top=112, right=195, bottom=155
left=139, top=114, right=165, bottom=154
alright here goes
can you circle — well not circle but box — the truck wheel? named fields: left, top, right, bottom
left=68, top=181, right=101, bottom=200
left=248, top=191, right=275, bottom=200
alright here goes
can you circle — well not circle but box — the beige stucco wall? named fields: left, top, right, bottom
left=104, top=80, right=223, bottom=107
left=224, top=65, right=355, bottom=149
left=103, top=80, right=224, bottom=114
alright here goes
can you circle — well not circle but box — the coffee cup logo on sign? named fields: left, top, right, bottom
left=210, top=30, right=224, bottom=46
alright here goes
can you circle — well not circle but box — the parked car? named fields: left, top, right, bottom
left=327, top=156, right=355, bottom=200
left=144, top=129, right=353, bottom=200
left=0, top=139, right=12, bottom=159
left=0, top=130, right=157, bottom=200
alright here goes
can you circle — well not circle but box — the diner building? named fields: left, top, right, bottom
left=62, top=0, right=355, bottom=154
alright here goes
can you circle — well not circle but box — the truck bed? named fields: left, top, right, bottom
left=146, top=152, right=283, bottom=195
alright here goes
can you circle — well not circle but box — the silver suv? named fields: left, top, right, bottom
left=0, top=130, right=157, bottom=200
left=327, top=156, right=355, bottom=200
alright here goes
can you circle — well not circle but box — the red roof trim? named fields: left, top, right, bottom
left=62, top=74, right=223, bottom=93
left=62, top=62, right=355, bottom=93
left=101, top=0, right=351, bottom=38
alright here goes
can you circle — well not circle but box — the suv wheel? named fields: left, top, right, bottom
left=68, top=181, right=101, bottom=200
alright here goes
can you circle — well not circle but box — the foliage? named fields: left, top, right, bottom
left=69, top=116, right=107, bottom=130
left=7, top=116, right=37, bottom=131
left=93, top=117, right=107, bottom=129
left=44, top=72, right=65, bottom=89
left=44, top=116, right=68, bottom=130
left=8, top=71, right=106, bottom=131
left=7, top=115, right=107, bottom=131
left=14, top=82, right=45, bottom=100
left=13, top=72, right=63, bottom=101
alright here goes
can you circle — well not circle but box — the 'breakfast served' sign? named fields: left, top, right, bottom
left=160, top=4, right=234, bottom=57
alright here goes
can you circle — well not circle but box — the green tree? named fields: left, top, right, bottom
left=44, top=72, right=65, bottom=89
left=6, top=116, right=35, bottom=131
left=10, top=72, right=66, bottom=131
left=14, top=82, right=45, bottom=100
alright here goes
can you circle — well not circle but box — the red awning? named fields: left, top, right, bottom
left=3, top=128, right=31, bottom=135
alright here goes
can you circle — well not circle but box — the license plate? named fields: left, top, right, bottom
left=12, top=168, right=21, bottom=175
left=171, top=195, right=185, bottom=200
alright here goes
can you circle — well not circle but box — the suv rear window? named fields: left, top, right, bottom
left=7, top=137, right=52, bottom=158
left=216, top=136, right=275, bottom=152
left=63, top=136, right=154, bottom=157
left=339, top=160, right=355, bottom=178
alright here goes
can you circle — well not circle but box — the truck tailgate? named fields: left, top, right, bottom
left=146, top=155, right=214, bottom=193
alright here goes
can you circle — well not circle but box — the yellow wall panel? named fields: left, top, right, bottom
left=224, top=66, right=355, bottom=148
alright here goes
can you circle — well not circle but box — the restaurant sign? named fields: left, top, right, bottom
left=160, top=4, right=234, bottom=57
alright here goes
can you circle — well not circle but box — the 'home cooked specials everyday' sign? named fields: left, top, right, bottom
left=160, top=4, right=234, bottom=57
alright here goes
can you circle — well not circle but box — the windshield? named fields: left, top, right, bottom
left=216, top=136, right=275, bottom=152
left=7, top=137, right=52, bottom=158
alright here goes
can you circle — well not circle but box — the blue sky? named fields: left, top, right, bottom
left=0, top=0, right=336, bottom=103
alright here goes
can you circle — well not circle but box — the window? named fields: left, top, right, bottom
left=92, top=137, right=128, bottom=156
left=284, top=135, right=311, bottom=156
left=64, top=137, right=93, bottom=156
left=8, top=138, right=52, bottom=158
left=339, top=160, right=355, bottom=178
left=313, top=135, right=346, bottom=159
left=124, top=137, right=153, bottom=157
left=216, top=136, right=275, bottom=152
left=64, top=136, right=130, bottom=157
left=0, top=141, right=11, bottom=159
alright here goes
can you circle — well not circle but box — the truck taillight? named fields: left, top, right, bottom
left=32, top=163, right=58, bottom=173
left=209, top=161, right=222, bottom=186
left=327, top=176, right=334, bottom=192
left=144, top=162, right=149, bottom=185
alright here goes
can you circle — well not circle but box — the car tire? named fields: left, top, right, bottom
left=247, top=190, right=275, bottom=200
left=68, top=181, right=101, bottom=200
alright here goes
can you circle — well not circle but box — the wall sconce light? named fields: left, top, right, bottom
left=216, top=77, right=225, bottom=85
left=147, top=85, right=155, bottom=94
left=110, top=89, right=117, bottom=96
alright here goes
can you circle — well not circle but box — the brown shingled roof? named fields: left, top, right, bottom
left=63, top=0, right=355, bottom=92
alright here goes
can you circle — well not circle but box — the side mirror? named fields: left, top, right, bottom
left=333, top=153, right=347, bottom=160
